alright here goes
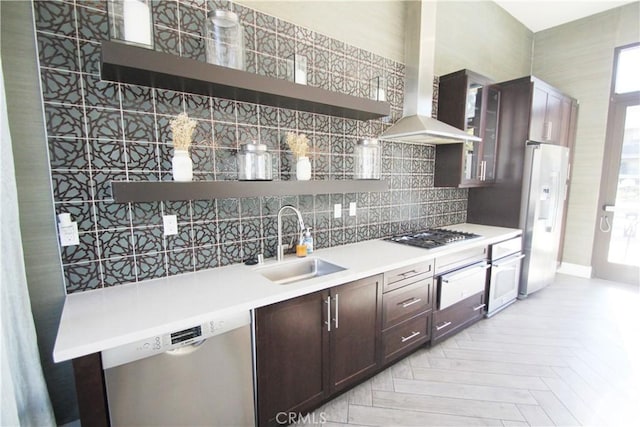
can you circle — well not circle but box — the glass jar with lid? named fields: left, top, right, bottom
left=354, top=138, right=381, bottom=179
left=205, top=10, right=245, bottom=70
left=237, top=142, right=272, bottom=180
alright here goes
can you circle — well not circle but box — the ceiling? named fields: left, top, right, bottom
left=493, top=0, right=636, bottom=32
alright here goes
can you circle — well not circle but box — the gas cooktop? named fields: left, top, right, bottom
left=385, top=228, right=481, bottom=250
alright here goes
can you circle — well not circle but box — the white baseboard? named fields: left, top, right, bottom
left=557, top=262, right=592, bottom=278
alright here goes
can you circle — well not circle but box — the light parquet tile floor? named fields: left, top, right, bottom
left=298, top=274, right=640, bottom=426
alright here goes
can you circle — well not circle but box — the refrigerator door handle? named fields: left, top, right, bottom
left=546, top=172, right=560, bottom=232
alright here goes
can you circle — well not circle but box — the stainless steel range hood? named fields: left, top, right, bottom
left=380, top=1, right=480, bottom=144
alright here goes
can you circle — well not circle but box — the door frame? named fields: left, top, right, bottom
left=592, top=43, right=640, bottom=284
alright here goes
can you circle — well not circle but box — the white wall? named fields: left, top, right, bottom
left=434, top=0, right=533, bottom=81
left=532, top=2, right=640, bottom=268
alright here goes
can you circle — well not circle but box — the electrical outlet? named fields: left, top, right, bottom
left=58, top=223, right=79, bottom=247
left=163, top=215, right=178, bottom=236
left=349, top=202, right=357, bottom=216
left=333, top=203, right=342, bottom=218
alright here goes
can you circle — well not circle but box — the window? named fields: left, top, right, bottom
left=614, top=43, right=640, bottom=94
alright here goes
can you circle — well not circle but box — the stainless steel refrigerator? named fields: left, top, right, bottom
left=518, top=142, right=570, bottom=297
left=466, top=141, right=570, bottom=298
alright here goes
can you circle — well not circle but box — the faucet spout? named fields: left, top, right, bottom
left=277, top=205, right=306, bottom=261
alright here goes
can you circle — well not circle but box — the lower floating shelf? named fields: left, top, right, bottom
left=111, top=180, right=389, bottom=203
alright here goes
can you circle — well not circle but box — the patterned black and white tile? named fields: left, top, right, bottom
left=32, top=0, right=466, bottom=293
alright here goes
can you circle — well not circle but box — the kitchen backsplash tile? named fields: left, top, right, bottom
left=33, top=0, right=466, bottom=293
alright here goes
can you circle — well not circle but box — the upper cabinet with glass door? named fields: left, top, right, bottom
left=434, top=69, right=500, bottom=187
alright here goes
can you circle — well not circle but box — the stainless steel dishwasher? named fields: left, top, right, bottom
left=102, top=311, right=255, bottom=426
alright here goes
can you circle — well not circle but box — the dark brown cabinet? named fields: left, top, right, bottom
left=432, top=291, right=485, bottom=344
left=529, top=79, right=573, bottom=146
left=255, top=275, right=381, bottom=426
left=381, top=263, right=434, bottom=365
left=255, top=290, right=328, bottom=426
left=466, top=75, right=578, bottom=228
left=435, top=69, right=500, bottom=187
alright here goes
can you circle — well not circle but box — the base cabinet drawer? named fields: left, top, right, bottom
left=382, top=312, right=430, bottom=365
left=384, top=261, right=434, bottom=293
left=382, top=278, right=433, bottom=330
left=432, top=292, right=485, bottom=343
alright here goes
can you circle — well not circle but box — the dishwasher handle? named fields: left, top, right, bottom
left=441, top=262, right=489, bottom=283
left=165, top=339, right=207, bottom=356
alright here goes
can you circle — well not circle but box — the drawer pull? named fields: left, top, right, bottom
left=473, top=303, right=486, bottom=311
left=400, top=269, right=418, bottom=277
left=400, top=297, right=422, bottom=308
left=334, top=293, right=339, bottom=329
left=493, top=254, right=525, bottom=268
left=401, top=331, right=421, bottom=343
left=441, top=262, right=490, bottom=283
left=324, top=296, right=331, bottom=332
left=435, top=321, right=452, bottom=331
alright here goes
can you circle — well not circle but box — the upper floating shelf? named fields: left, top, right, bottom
left=111, top=180, right=389, bottom=203
left=100, top=41, right=391, bottom=121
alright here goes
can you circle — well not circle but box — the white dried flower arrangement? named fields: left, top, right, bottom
left=285, top=132, right=310, bottom=159
left=170, top=113, right=198, bottom=151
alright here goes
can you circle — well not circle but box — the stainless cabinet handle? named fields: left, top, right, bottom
left=333, top=294, right=339, bottom=329
left=441, top=262, right=490, bottom=283
left=400, top=269, right=418, bottom=277
left=546, top=121, right=553, bottom=140
left=473, top=303, right=486, bottom=311
left=435, top=321, right=452, bottom=331
left=401, top=331, right=421, bottom=343
left=325, top=296, right=331, bottom=332
left=400, top=297, right=422, bottom=308
left=493, top=254, right=525, bottom=268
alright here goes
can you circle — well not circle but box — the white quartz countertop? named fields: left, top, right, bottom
left=53, top=223, right=520, bottom=362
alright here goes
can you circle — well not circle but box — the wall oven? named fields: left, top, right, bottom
left=486, top=236, right=524, bottom=317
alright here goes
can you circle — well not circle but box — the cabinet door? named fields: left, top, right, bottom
left=529, top=86, right=548, bottom=142
left=558, top=97, right=573, bottom=147
left=329, top=275, right=381, bottom=393
left=435, top=70, right=497, bottom=188
left=545, top=91, right=563, bottom=143
left=529, top=85, right=571, bottom=146
left=255, top=290, right=329, bottom=426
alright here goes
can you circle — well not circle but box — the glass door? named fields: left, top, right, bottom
left=593, top=44, right=640, bottom=284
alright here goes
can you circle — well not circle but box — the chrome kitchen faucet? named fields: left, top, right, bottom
left=276, top=205, right=306, bottom=261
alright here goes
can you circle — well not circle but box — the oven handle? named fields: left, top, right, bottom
left=441, top=262, right=489, bottom=283
left=493, top=254, right=525, bottom=268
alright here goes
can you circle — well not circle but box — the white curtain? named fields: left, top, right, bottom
left=0, top=55, right=56, bottom=426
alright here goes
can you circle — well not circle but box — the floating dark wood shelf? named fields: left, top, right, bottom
left=101, top=41, right=390, bottom=121
left=111, top=180, right=389, bottom=203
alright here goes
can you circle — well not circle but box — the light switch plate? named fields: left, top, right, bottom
left=333, top=203, right=342, bottom=218
left=163, top=215, right=178, bottom=236
left=349, top=202, right=357, bottom=216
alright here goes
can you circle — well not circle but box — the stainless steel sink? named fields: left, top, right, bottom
left=258, top=258, right=346, bottom=285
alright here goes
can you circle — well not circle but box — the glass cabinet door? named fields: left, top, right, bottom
left=480, top=86, right=500, bottom=182
left=462, top=82, right=500, bottom=185
left=461, top=84, right=484, bottom=184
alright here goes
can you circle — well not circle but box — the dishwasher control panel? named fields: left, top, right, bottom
left=101, top=311, right=250, bottom=369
